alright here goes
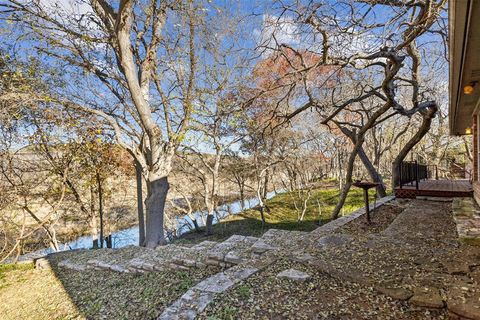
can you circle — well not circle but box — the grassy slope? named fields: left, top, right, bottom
left=177, top=186, right=383, bottom=244
left=0, top=183, right=387, bottom=319
left=0, top=254, right=218, bottom=320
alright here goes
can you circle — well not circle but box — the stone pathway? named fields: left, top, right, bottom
left=52, top=195, right=480, bottom=319
left=305, top=199, right=480, bottom=320
left=158, top=265, right=260, bottom=320
left=453, top=197, right=480, bottom=246
left=52, top=196, right=399, bottom=318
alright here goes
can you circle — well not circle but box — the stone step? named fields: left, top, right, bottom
left=252, top=229, right=310, bottom=253
left=57, top=228, right=313, bottom=274
left=158, top=264, right=261, bottom=320
left=205, top=235, right=259, bottom=267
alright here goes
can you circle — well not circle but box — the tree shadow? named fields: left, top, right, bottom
left=42, top=250, right=218, bottom=320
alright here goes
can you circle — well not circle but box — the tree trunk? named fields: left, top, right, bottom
left=23, top=206, right=60, bottom=252
left=338, top=125, right=387, bottom=198
left=89, top=185, right=99, bottom=249
left=145, top=176, right=169, bottom=248
left=192, top=218, right=201, bottom=233
left=90, top=218, right=99, bottom=249
left=259, top=206, right=266, bottom=225
left=96, top=171, right=105, bottom=249
left=392, top=104, right=438, bottom=189
left=205, top=214, right=214, bottom=235
left=135, top=162, right=146, bottom=246
left=263, top=169, right=269, bottom=199
left=239, top=186, right=245, bottom=211
left=357, top=147, right=387, bottom=197
left=331, top=143, right=360, bottom=219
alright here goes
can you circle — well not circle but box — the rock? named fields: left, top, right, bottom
left=375, top=285, right=413, bottom=301
left=158, top=289, right=215, bottom=320
left=58, top=259, right=86, bottom=271
left=195, top=273, right=235, bottom=293
left=127, top=258, right=145, bottom=271
left=181, top=259, right=197, bottom=268
left=205, top=259, right=220, bottom=266
left=192, top=241, right=218, bottom=251
left=448, top=300, right=480, bottom=320
left=317, top=234, right=353, bottom=248
left=96, top=261, right=114, bottom=270
left=224, top=267, right=258, bottom=283
left=416, top=197, right=453, bottom=202
left=245, top=236, right=260, bottom=244
left=140, top=262, right=156, bottom=271
left=276, top=268, right=311, bottom=282
left=413, top=256, right=430, bottom=266
left=109, top=264, right=129, bottom=273
left=207, top=251, right=225, bottom=262
left=443, top=260, right=471, bottom=275
left=291, top=252, right=315, bottom=262
left=409, top=288, right=445, bottom=309
left=447, top=287, right=480, bottom=320
left=224, top=251, right=244, bottom=265
left=86, top=259, right=100, bottom=267
left=34, top=258, right=51, bottom=270
left=251, top=240, right=276, bottom=253
left=224, top=235, right=246, bottom=243
left=169, top=263, right=189, bottom=271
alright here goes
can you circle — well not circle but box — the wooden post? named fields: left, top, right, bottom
left=364, top=188, right=370, bottom=223
left=415, top=160, right=419, bottom=190
left=399, top=163, right=403, bottom=189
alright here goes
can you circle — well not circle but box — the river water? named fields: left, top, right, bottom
left=17, top=190, right=281, bottom=261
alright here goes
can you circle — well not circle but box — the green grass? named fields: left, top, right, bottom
left=0, top=263, right=34, bottom=285
left=177, top=186, right=387, bottom=244
left=235, top=284, right=252, bottom=299
left=0, top=253, right=220, bottom=320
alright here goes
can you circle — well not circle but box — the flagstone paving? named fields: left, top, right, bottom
left=52, top=197, right=480, bottom=319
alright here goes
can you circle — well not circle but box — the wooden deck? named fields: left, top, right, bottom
left=394, top=179, right=473, bottom=198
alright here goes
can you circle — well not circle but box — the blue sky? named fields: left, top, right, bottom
left=0, top=0, right=449, bottom=153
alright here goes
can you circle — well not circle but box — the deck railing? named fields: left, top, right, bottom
left=397, top=160, right=437, bottom=190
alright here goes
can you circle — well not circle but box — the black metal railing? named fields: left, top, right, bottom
left=397, top=160, right=437, bottom=190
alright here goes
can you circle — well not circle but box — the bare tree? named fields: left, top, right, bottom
left=253, top=0, right=447, bottom=218
left=1, top=0, right=235, bottom=247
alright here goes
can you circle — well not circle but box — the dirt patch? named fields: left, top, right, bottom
left=199, top=259, right=446, bottom=320
left=339, top=201, right=405, bottom=235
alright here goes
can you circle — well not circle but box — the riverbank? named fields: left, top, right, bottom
left=175, top=186, right=380, bottom=244
left=9, top=188, right=280, bottom=262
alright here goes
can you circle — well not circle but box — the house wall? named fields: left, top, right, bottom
left=474, top=115, right=478, bottom=182
left=473, top=115, right=480, bottom=204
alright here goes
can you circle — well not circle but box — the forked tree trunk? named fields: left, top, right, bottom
left=357, top=147, right=387, bottom=198
left=339, top=126, right=387, bottom=198
left=144, top=176, right=169, bottom=248
left=392, top=104, right=438, bottom=189
left=331, top=141, right=361, bottom=219
left=23, top=206, right=60, bottom=252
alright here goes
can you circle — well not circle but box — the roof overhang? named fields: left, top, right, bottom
left=449, top=0, right=480, bottom=136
